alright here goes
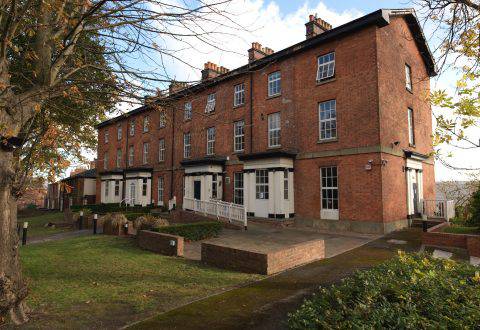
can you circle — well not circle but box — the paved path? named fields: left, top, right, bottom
left=127, top=228, right=423, bottom=330
left=27, top=228, right=102, bottom=245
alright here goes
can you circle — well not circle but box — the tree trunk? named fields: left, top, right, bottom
left=0, top=147, right=28, bottom=325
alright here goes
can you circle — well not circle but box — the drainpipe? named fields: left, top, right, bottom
left=249, top=71, right=254, bottom=153
left=170, top=104, right=175, bottom=199
left=123, top=121, right=128, bottom=203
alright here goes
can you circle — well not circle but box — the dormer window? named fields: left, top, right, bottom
left=205, top=93, right=216, bottom=113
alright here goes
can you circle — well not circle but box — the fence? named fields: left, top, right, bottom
left=421, top=199, right=455, bottom=221
left=183, top=197, right=247, bottom=229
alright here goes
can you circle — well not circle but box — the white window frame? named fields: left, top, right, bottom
left=117, top=124, right=122, bottom=140
left=319, top=100, right=337, bottom=140
left=129, top=120, right=135, bottom=136
left=316, top=52, right=335, bottom=81
left=158, top=138, right=165, bottom=162
left=205, top=93, right=216, bottom=113
left=284, top=170, right=289, bottom=200
left=105, top=181, right=109, bottom=197
left=104, top=131, right=109, bottom=143
left=143, top=116, right=149, bottom=132
left=211, top=174, right=218, bottom=199
left=320, top=166, right=339, bottom=220
left=184, top=102, right=192, bottom=120
left=128, top=146, right=134, bottom=167
left=116, top=148, right=122, bottom=168
left=255, top=169, right=269, bottom=200
left=408, top=108, right=415, bottom=146
left=268, top=112, right=281, bottom=147
left=234, top=83, right=245, bottom=106
left=159, top=111, right=166, bottom=128
left=234, top=172, right=244, bottom=205
left=114, top=180, right=120, bottom=196
left=142, top=142, right=149, bottom=164
left=268, top=71, right=281, bottom=97
left=158, top=176, right=164, bottom=206
left=234, top=120, right=245, bottom=152
left=405, top=64, right=412, bottom=91
left=183, top=132, right=191, bottom=158
left=206, top=127, right=215, bottom=155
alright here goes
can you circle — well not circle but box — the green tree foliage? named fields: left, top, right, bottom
left=417, top=1, right=480, bottom=167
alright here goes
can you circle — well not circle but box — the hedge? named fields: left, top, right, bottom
left=71, top=203, right=156, bottom=214
left=288, top=252, right=480, bottom=329
left=153, top=221, right=222, bottom=241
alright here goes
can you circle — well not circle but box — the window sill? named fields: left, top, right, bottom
left=233, top=104, right=245, bottom=109
left=316, top=77, right=336, bottom=86
left=406, top=87, right=413, bottom=94
left=267, top=145, right=282, bottom=150
left=317, top=138, right=338, bottom=144
left=184, top=118, right=192, bottom=122
left=409, top=143, right=416, bottom=148
left=233, top=150, right=244, bottom=155
left=266, top=94, right=281, bottom=100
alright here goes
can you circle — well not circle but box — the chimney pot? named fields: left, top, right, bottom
left=248, top=42, right=273, bottom=63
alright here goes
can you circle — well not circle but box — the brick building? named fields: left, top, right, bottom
left=95, top=9, right=436, bottom=234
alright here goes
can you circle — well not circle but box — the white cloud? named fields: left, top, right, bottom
left=158, top=0, right=363, bottom=82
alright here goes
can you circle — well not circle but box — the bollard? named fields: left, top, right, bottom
left=123, top=223, right=129, bottom=236
left=422, top=220, right=428, bottom=232
left=93, top=214, right=98, bottom=234
left=22, top=222, right=28, bottom=245
left=79, top=211, right=84, bottom=230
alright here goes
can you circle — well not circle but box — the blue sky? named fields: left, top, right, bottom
left=274, top=0, right=409, bottom=13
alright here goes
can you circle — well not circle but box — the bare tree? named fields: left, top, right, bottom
left=0, top=0, right=243, bottom=324
left=414, top=0, right=479, bottom=170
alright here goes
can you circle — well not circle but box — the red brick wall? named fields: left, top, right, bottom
left=137, top=230, right=184, bottom=256
left=95, top=16, right=434, bottom=230
left=201, top=239, right=324, bottom=275
left=467, top=237, right=480, bottom=257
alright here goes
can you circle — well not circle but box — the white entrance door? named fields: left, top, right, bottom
left=320, top=167, right=339, bottom=220
left=129, top=182, right=136, bottom=206
left=254, top=169, right=269, bottom=218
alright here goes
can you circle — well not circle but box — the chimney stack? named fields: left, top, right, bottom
left=248, top=42, right=274, bottom=63
left=305, top=15, right=332, bottom=39
left=201, top=62, right=229, bottom=80
left=168, top=81, right=188, bottom=95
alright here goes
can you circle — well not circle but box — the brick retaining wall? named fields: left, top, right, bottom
left=422, top=222, right=480, bottom=257
left=201, top=239, right=324, bottom=275
left=137, top=230, right=184, bottom=256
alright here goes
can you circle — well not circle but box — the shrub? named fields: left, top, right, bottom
left=154, top=221, right=222, bottom=241
left=288, top=252, right=480, bottom=329
left=71, top=203, right=155, bottom=214
left=133, top=215, right=169, bottom=230
left=467, top=186, right=480, bottom=227
left=102, top=213, right=128, bottom=234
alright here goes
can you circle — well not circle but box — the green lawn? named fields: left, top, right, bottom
left=18, top=211, right=72, bottom=239
left=20, top=236, right=263, bottom=328
left=442, top=225, right=480, bottom=235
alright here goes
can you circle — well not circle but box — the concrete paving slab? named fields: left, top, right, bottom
left=432, top=249, right=453, bottom=260
left=183, top=222, right=375, bottom=261
left=470, top=256, right=480, bottom=267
